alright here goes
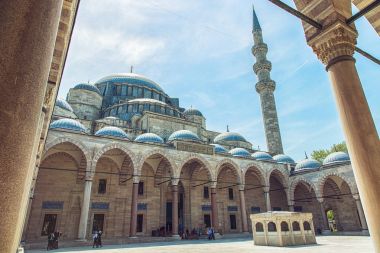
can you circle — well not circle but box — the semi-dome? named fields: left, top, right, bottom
left=168, top=130, right=200, bottom=142
left=50, top=118, right=87, bottom=133
left=73, top=83, right=101, bottom=95
left=211, top=144, right=228, bottom=154
left=323, top=152, right=350, bottom=165
left=229, top=148, right=250, bottom=157
left=273, top=154, right=295, bottom=164
left=135, top=133, right=164, bottom=144
left=95, top=126, right=130, bottom=139
left=295, top=158, right=321, bottom=171
left=95, top=73, right=164, bottom=93
left=214, top=132, right=247, bottom=143
left=184, top=108, right=203, bottom=117
left=55, top=98, right=73, bottom=112
left=252, top=151, right=273, bottom=161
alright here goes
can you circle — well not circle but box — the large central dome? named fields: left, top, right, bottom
left=95, top=73, right=164, bottom=93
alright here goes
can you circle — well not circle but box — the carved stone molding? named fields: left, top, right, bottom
left=308, top=22, right=357, bottom=66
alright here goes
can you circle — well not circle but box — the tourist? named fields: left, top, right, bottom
left=47, top=232, right=54, bottom=250
left=211, top=227, right=215, bottom=240
left=92, top=231, right=98, bottom=248
left=207, top=227, right=212, bottom=240
left=53, top=231, right=61, bottom=249
left=98, top=230, right=103, bottom=247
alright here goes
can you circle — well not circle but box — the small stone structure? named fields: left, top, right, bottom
left=250, top=212, right=316, bottom=246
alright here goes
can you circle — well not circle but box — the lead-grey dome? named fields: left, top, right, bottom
left=168, top=130, right=200, bottom=142
left=50, top=118, right=87, bottom=133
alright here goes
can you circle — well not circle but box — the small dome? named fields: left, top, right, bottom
left=295, top=158, right=321, bottom=171
left=95, top=73, right=164, bottom=93
left=323, top=152, right=350, bottom=165
left=50, top=118, right=87, bottom=133
left=135, top=133, right=164, bottom=144
left=229, top=148, right=250, bottom=157
left=55, top=98, right=73, bottom=112
left=73, top=83, right=101, bottom=95
left=252, top=151, right=273, bottom=161
left=184, top=108, right=203, bottom=117
left=95, top=126, right=129, bottom=139
left=211, top=144, right=228, bottom=154
left=214, top=132, right=247, bottom=143
left=168, top=130, right=200, bottom=142
left=273, top=154, right=295, bottom=164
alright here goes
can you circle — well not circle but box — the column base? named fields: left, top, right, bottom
left=17, top=247, right=24, bottom=253
left=76, top=239, right=88, bottom=242
left=172, top=234, right=181, bottom=240
left=361, top=229, right=369, bottom=236
left=214, top=232, right=222, bottom=239
left=129, top=236, right=138, bottom=239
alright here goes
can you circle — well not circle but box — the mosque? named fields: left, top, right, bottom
left=23, top=7, right=368, bottom=246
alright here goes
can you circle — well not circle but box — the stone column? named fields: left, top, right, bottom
left=264, top=187, right=271, bottom=212
left=239, top=188, right=249, bottom=232
left=172, top=184, right=179, bottom=237
left=0, top=1, right=63, bottom=251
left=78, top=180, right=93, bottom=239
left=211, top=187, right=219, bottom=231
left=129, top=177, right=139, bottom=237
left=354, top=195, right=368, bottom=231
left=307, top=22, right=380, bottom=250
left=317, top=198, right=329, bottom=232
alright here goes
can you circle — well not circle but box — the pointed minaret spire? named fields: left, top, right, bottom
left=130, top=65, right=134, bottom=73
left=227, top=125, right=230, bottom=132
left=304, top=151, right=308, bottom=159
left=252, top=5, right=284, bottom=155
left=252, top=5, right=262, bottom=32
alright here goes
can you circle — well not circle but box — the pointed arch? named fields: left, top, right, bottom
left=137, top=149, right=177, bottom=176
left=289, top=177, right=318, bottom=203
left=242, top=163, right=265, bottom=186
left=43, top=136, right=90, bottom=164
left=215, top=158, right=242, bottom=185
left=177, top=154, right=213, bottom=181
left=267, top=168, right=288, bottom=188
left=318, top=172, right=357, bottom=196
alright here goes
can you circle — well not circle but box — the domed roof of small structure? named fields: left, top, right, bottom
left=55, top=98, right=73, bottom=112
left=50, top=118, right=87, bottom=133
left=211, top=144, right=228, bottom=154
left=168, top=130, right=200, bottom=142
left=252, top=151, right=273, bottom=161
left=95, top=126, right=130, bottom=139
left=95, top=73, right=164, bottom=93
left=295, top=158, right=321, bottom=171
left=135, top=133, right=164, bottom=144
left=323, top=151, right=350, bottom=165
left=73, top=83, right=101, bottom=95
left=184, top=108, right=203, bottom=117
left=214, top=132, right=247, bottom=143
left=273, top=154, right=295, bottom=164
left=229, top=148, right=250, bottom=158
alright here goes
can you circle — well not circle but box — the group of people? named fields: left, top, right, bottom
left=180, top=228, right=201, bottom=240
left=92, top=230, right=103, bottom=248
left=47, top=231, right=61, bottom=250
left=207, top=227, right=215, bottom=240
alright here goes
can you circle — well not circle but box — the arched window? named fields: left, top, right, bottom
left=303, top=221, right=311, bottom=231
left=292, top=221, right=300, bottom=231
left=255, top=222, right=264, bottom=232
left=281, top=221, right=289, bottom=232
left=268, top=222, right=277, bottom=232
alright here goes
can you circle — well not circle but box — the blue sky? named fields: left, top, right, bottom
left=59, top=0, right=380, bottom=161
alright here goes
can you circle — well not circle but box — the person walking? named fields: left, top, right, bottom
left=97, top=230, right=103, bottom=247
left=211, top=227, right=215, bottom=240
left=92, top=231, right=98, bottom=248
left=47, top=232, right=54, bottom=250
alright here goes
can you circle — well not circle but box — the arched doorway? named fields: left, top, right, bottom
left=322, top=176, right=361, bottom=232
left=269, top=170, right=288, bottom=211
left=244, top=166, right=265, bottom=232
left=217, top=163, right=241, bottom=234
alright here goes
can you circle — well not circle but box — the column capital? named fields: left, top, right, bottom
left=317, top=197, right=324, bottom=203
left=171, top=177, right=179, bottom=186
left=263, top=186, right=270, bottom=193
left=238, top=184, right=245, bottom=191
left=209, top=181, right=217, bottom=189
left=308, top=21, right=357, bottom=67
left=132, top=175, right=140, bottom=184
left=352, top=194, right=360, bottom=201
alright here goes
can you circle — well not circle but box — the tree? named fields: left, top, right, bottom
left=311, top=141, right=348, bottom=163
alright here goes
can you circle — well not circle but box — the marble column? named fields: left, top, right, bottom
left=264, top=187, right=271, bottom=212
left=211, top=187, right=218, bottom=231
left=172, top=185, right=179, bottom=236
left=303, top=17, right=380, bottom=251
left=354, top=196, right=368, bottom=231
left=317, top=199, right=329, bottom=232
left=129, top=182, right=139, bottom=237
left=239, top=189, right=249, bottom=232
left=78, top=180, right=93, bottom=239
left=0, top=1, right=63, bottom=251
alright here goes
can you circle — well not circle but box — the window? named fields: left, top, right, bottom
left=98, top=179, right=107, bottom=194
left=228, top=188, right=234, bottom=200
left=281, top=221, right=289, bottom=231
left=138, top=182, right=144, bottom=195
left=292, top=221, right=300, bottom=231
left=137, top=88, right=143, bottom=97
left=92, top=214, right=104, bottom=233
left=203, top=186, right=209, bottom=199
left=144, top=89, right=151, bottom=98
left=132, top=87, right=138, bottom=97
left=268, top=222, right=277, bottom=232
left=41, top=214, right=57, bottom=236
left=116, top=85, right=122, bottom=95
left=128, top=86, right=132, bottom=96
left=137, top=214, right=143, bottom=232
left=303, top=221, right=311, bottom=231
left=204, top=214, right=211, bottom=228
left=255, top=222, right=264, bottom=232
left=229, top=215, right=237, bottom=230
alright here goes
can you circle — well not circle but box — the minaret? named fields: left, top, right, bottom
left=252, top=6, right=283, bottom=154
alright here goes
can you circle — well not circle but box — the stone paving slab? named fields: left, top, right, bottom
left=26, top=236, right=374, bottom=253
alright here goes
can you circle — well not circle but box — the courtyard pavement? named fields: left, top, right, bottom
left=26, top=236, right=374, bottom=253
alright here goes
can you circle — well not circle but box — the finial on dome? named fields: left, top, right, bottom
left=252, top=4, right=262, bottom=32
left=227, top=125, right=229, bottom=132
left=258, top=145, right=260, bottom=151
left=304, top=151, right=308, bottom=159
left=130, top=65, right=134, bottom=73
